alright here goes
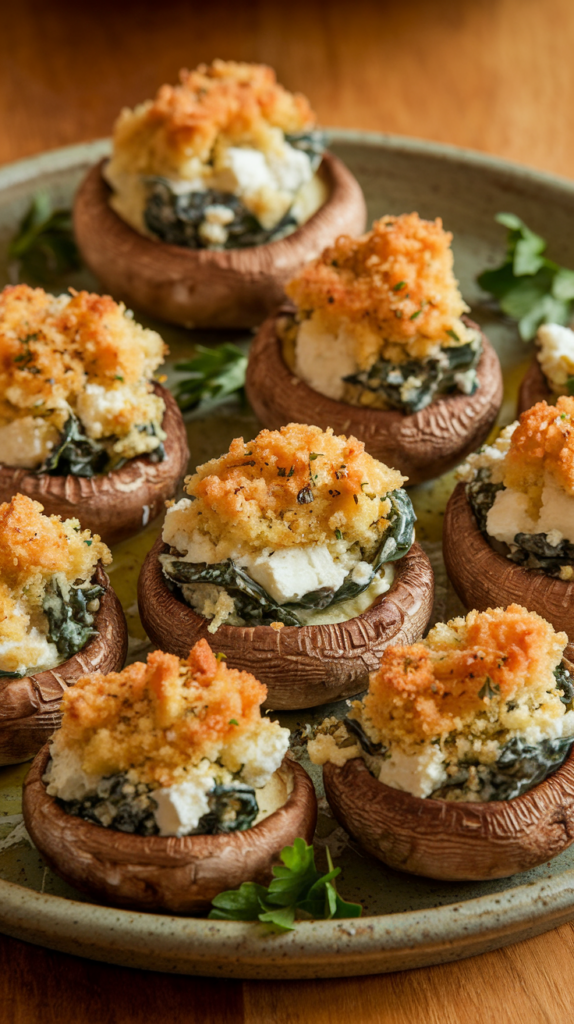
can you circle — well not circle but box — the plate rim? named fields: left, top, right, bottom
left=1, top=132, right=574, bottom=977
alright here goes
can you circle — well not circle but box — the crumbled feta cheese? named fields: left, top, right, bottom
left=152, top=768, right=214, bottom=837
left=537, top=323, right=574, bottom=391
left=295, top=317, right=358, bottom=399
left=44, top=744, right=101, bottom=803
left=266, top=142, right=313, bottom=194
left=0, top=415, right=60, bottom=469
left=377, top=743, right=447, bottom=799
left=486, top=488, right=537, bottom=545
left=203, top=204, right=235, bottom=226
left=457, top=422, right=517, bottom=483
left=198, top=220, right=229, bottom=247
left=350, top=560, right=373, bottom=585
left=307, top=732, right=361, bottom=767
left=222, top=719, right=290, bottom=788
left=75, top=383, right=131, bottom=439
left=239, top=544, right=348, bottom=604
left=537, top=471, right=574, bottom=543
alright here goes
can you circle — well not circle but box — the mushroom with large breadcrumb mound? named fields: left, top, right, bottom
left=444, top=398, right=574, bottom=641
left=23, top=639, right=317, bottom=913
left=0, top=493, right=127, bottom=765
left=246, top=213, right=503, bottom=483
left=311, top=605, right=574, bottom=881
left=74, top=60, right=366, bottom=329
left=138, top=422, right=434, bottom=710
left=0, top=284, right=189, bottom=545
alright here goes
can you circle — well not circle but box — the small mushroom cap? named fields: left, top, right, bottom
left=0, top=565, right=127, bottom=766
left=0, top=385, right=190, bottom=547
left=73, top=155, right=367, bottom=330
left=443, top=481, right=574, bottom=645
left=138, top=537, right=434, bottom=711
left=323, top=748, right=574, bottom=881
left=245, top=313, right=503, bottom=484
left=517, top=357, right=553, bottom=415
left=23, top=747, right=317, bottom=914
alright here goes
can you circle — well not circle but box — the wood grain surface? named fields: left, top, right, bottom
left=3, top=0, right=574, bottom=1020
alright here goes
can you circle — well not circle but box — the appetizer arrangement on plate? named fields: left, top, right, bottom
left=518, top=322, right=574, bottom=413
left=0, top=493, right=126, bottom=765
left=444, top=398, right=574, bottom=640
left=23, top=639, right=316, bottom=912
left=310, top=605, right=574, bottom=880
left=74, top=60, right=366, bottom=328
left=0, top=284, right=189, bottom=545
left=246, top=212, right=503, bottom=482
left=138, top=421, right=434, bottom=709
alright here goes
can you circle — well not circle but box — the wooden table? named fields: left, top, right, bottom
left=3, top=0, right=574, bottom=1020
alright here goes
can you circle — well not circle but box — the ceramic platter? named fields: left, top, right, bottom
left=1, top=134, right=574, bottom=979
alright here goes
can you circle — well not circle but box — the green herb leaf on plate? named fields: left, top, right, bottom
left=173, top=344, right=248, bottom=412
left=8, top=192, right=81, bottom=285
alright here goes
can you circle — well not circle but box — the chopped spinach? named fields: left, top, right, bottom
left=285, top=130, right=327, bottom=171
left=467, top=473, right=574, bottom=577
left=343, top=339, right=481, bottom=414
left=60, top=771, right=159, bottom=836
left=193, top=784, right=259, bottom=834
left=137, top=422, right=166, bottom=463
left=43, top=577, right=104, bottom=660
left=343, top=717, right=386, bottom=757
left=554, top=664, right=574, bottom=706
left=162, top=489, right=415, bottom=626
left=42, top=414, right=108, bottom=478
left=432, top=735, right=574, bottom=802
left=0, top=669, right=23, bottom=679
left=144, top=181, right=297, bottom=250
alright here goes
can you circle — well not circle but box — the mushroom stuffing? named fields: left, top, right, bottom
left=0, top=493, right=111, bottom=677
left=459, top=397, right=574, bottom=580
left=104, top=59, right=328, bottom=250
left=0, top=284, right=167, bottom=475
left=43, top=639, right=291, bottom=837
left=309, top=605, right=574, bottom=802
left=159, top=422, right=416, bottom=631
left=282, top=213, right=483, bottom=413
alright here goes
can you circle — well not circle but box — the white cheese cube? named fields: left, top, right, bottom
left=152, top=775, right=213, bottom=837
left=486, top=488, right=537, bottom=545
left=240, top=544, right=348, bottom=604
left=378, top=744, right=447, bottom=799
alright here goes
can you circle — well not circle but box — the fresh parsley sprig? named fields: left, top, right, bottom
left=477, top=212, right=574, bottom=341
left=8, top=192, right=81, bottom=284
left=173, top=343, right=248, bottom=412
left=208, top=838, right=362, bottom=931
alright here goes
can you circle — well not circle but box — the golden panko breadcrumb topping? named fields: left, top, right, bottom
left=285, top=213, right=472, bottom=365
left=109, top=59, right=315, bottom=176
left=174, top=422, right=405, bottom=556
left=56, top=639, right=270, bottom=786
left=502, top=397, right=574, bottom=498
left=361, top=605, right=567, bottom=747
left=0, top=494, right=110, bottom=671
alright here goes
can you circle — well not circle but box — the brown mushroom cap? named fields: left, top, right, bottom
left=517, top=357, right=553, bottom=415
left=23, top=747, right=317, bottom=913
left=0, top=565, right=127, bottom=766
left=245, top=313, right=503, bottom=484
left=322, top=746, right=574, bottom=881
left=73, top=155, right=367, bottom=330
left=138, top=536, right=434, bottom=711
left=0, top=385, right=190, bottom=547
left=443, top=481, right=574, bottom=644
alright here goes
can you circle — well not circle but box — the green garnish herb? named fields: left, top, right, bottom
left=393, top=281, right=407, bottom=291
left=215, top=652, right=227, bottom=662
left=410, top=309, right=422, bottom=320
left=309, top=453, right=323, bottom=461
left=209, top=838, right=362, bottom=931
left=477, top=212, right=574, bottom=340
left=114, top=375, right=124, bottom=382
left=228, top=719, right=239, bottom=726
left=446, top=329, right=460, bottom=343
left=8, top=192, right=81, bottom=284
left=173, top=343, right=248, bottom=412
left=277, top=467, right=286, bottom=477
left=335, top=529, right=342, bottom=540
left=287, top=466, right=295, bottom=478
left=478, top=676, right=500, bottom=701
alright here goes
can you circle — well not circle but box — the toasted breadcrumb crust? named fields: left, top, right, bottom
left=502, top=397, right=574, bottom=499
left=109, top=60, right=315, bottom=177
left=0, top=285, right=166, bottom=459
left=285, top=213, right=472, bottom=365
left=54, top=639, right=278, bottom=787
left=360, top=605, right=567, bottom=747
left=175, top=422, right=405, bottom=557
left=0, top=494, right=111, bottom=672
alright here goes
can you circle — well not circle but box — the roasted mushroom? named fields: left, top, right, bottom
left=23, top=641, right=317, bottom=913
left=517, top=357, right=551, bottom=414
left=312, top=606, right=574, bottom=880
left=245, top=214, right=502, bottom=482
left=0, top=564, right=127, bottom=765
left=74, top=61, right=366, bottom=329
left=137, top=422, right=434, bottom=710
left=0, top=286, right=189, bottom=545
left=517, top=323, right=574, bottom=415
left=246, top=309, right=502, bottom=484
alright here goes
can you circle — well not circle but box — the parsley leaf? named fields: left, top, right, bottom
left=208, top=839, right=362, bottom=931
left=8, top=192, right=81, bottom=284
left=173, top=343, right=248, bottom=412
left=477, top=213, right=574, bottom=340
left=478, top=676, right=500, bottom=701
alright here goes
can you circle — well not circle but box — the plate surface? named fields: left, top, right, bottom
left=1, top=134, right=574, bottom=978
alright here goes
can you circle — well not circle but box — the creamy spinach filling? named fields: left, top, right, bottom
left=41, top=413, right=165, bottom=478
left=343, top=337, right=481, bottom=414
left=161, top=488, right=415, bottom=627
left=42, top=578, right=104, bottom=660
left=467, top=470, right=574, bottom=577
left=143, top=130, right=326, bottom=250
left=58, top=772, right=259, bottom=836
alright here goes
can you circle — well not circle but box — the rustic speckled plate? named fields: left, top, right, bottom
left=1, top=134, right=574, bottom=978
